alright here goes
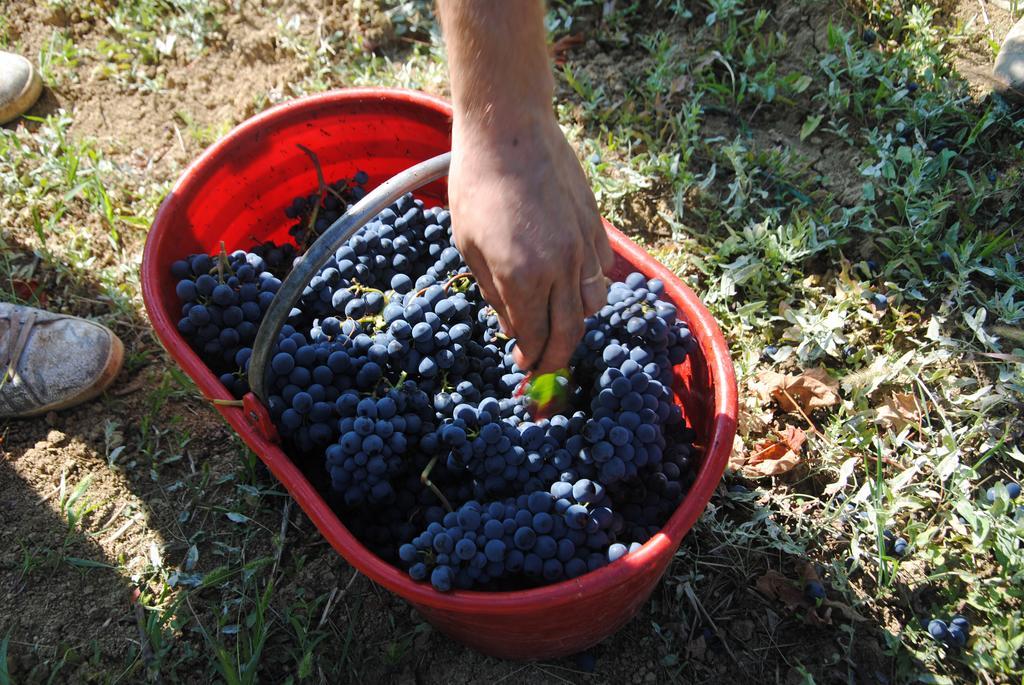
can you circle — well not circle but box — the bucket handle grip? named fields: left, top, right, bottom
left=248, top=152, right=452, bottom=402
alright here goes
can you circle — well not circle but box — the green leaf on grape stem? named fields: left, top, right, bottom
left=524, top=369, right=571, bottom=418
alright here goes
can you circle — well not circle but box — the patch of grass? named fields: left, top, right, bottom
left=273, top=8, right=448, bottom=97
left=172, top=110, right=233, bottom=148
left=37, top=29, right=82, bottom=88
left=551, top=0, right=1023, bottom=681
left=48, top=0, right=222, bottom=89
left=0, top=112, right=166, bottom=339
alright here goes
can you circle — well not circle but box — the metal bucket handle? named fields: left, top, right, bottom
left=248, top=152, right=452, bottom=401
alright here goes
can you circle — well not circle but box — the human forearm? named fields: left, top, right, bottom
left=438, top=0, right=554, bottom=134
left=437, top=0, right=613, bottom=373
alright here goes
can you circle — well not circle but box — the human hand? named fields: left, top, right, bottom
left=448, top=113, right=614, bottom=374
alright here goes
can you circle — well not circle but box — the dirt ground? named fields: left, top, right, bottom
left=1, top=0, right=1019, bottom=682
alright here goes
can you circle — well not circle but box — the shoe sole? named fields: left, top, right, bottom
left=11, top=333, right=125, bottom=418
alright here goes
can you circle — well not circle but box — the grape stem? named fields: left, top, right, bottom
left=354, top=314, right=383, bottom=328
left=296, top=144, right=349, bottom=251
left=420, top=455, right=454, bottom=513
left=778, top=387, right=821, bottom=436
left=350, top=283, right=386, bottom=298
left=414, top=272, right=474, bottom=299
left=216, top=240, right=232, bottom=283
left=373, top=370, right=408, bottom=396
left=305, top=204, right=321, bottom=251
left=210, top=398, right=245, bottom=407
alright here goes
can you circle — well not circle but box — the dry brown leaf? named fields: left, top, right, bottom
left=755, top=566, right=864, bottom=626
left=750, top=371, right=785, bottom=404
left=753, top=367, right=839, bottom=414
left=875, top=391, right=922, bottom=431
left=738, top=426, right=806, bottom=477
left=822, top=598, right=868, bottom=623
left=670, top=75, right=692, bottom=94
left=755, top=570, right=808, bottom=610
left=836, top=256, right=861, bottom=290
left=728, top=435, right=748, bottom=473
left=737, top=396, right=773, bottom=437
left=745, top=443, right=800, bottom=477
left=12, top=279, right=48, bottom=307
left=781, top=368, right=840, bottom=412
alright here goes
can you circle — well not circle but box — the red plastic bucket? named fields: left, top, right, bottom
left=140, top=89, right=737, bottom=660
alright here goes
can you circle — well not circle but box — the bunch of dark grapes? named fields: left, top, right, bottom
left=260, top=323, right=401, bottom=452
left=326, top=381, right=435, bottom=507
left=171, top=243, right=297, bottom=395
left=170, top=167, right=703, bottom=594
left=285, top=171, right=369, bottom=247
left=291, top=193, right=457, bottom=324
left=422, top=400, right=561, bottom=498
left=609, top=437, right=697, bottom=544
left=577, top=274, right=691, bottom=386
left=389, top=275, right=701, bottom=589
left=398, top=483, right=628, bottom=591
left=548, top=275, right=694, bottom=486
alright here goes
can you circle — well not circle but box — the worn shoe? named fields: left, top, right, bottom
left=0, top=303, right=124, bottom=418
left=0, top=51, right=43, bottom=125
left=994, top=17, right=1024, bottom=104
